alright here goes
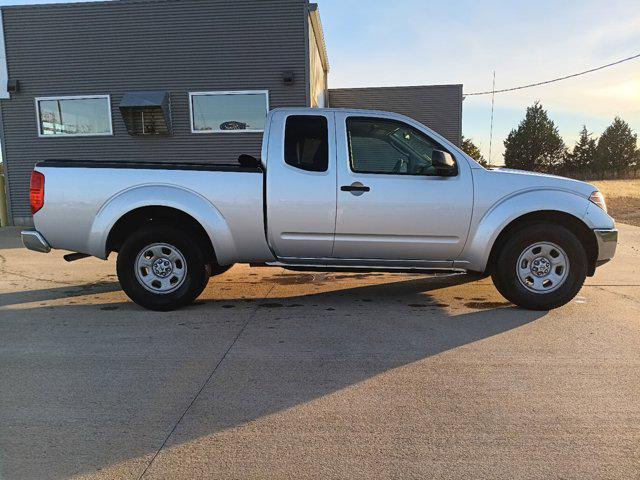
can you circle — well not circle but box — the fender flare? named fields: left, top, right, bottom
left=461, top=189, right=592, bottom=272
left=87, top=184, right=237, bottom=263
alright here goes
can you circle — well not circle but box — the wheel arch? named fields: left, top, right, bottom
left=485, top=211, right=598, bottom=276
left=106, top=206, right=216, bottom=262
left=461, top=189, right=597, bottom=275
left=87, top=185, right=237, bottom=263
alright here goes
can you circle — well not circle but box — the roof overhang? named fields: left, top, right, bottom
left=308, top=3, right=329, bottom=73
left=119, top=90, right=170, bottom=109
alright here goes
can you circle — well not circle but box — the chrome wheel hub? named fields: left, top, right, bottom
left=135, top=243, right=187, bottom=294
left=530, top=257, right=552, bottom=277
left=152, top=258, right=173, bottom=278
left=516, top=242, right=569, bottom=293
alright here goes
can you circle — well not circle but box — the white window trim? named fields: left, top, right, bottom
left=35, top=95, right=113, bottom=138
left=189, top=90, right=269, bottom=134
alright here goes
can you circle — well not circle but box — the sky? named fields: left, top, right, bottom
left=1, top=0, right=638, bottom=165
left=316, top=0, right=640, bottom=164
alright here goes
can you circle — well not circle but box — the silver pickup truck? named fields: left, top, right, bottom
left=22, top=107, right=617, bottom=311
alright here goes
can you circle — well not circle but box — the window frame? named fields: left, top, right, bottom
left=35, top=94, right=113, bottom=138
left=345, top=116, right=457, bottom=177
left=188, top=90, right=270, bottom=134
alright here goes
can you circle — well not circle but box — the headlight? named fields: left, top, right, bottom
left=589, top=190, right=607, bottom=213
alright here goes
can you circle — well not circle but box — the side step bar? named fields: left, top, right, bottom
left=279, top=266, right=466, bottom=275
left=252, top=261, right=466, bottom=275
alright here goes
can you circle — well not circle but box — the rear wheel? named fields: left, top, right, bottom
left=491, top=223, right=587, bottom=310
left=116, top=224, right=210, bottom=311
left=464, top=271, right=490, bottom=280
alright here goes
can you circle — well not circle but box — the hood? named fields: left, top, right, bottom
left=484, top=167, right=597, bottom=198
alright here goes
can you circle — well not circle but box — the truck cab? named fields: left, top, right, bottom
left=265, top=109, right=473, bottom=266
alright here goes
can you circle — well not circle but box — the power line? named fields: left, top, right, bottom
left=464, top=52, right=640, bottom=96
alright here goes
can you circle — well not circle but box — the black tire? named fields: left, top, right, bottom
left=491, top=223, right=588, bottom=310
left=210, top=263, right=234, bottom=276
left=116, top=223, right=210, bottom=311
left=465, top=271, right=490, bottom=280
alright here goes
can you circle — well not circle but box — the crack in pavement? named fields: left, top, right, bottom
left=137, top=282, right=278, bottom=480
left=0, top=250, right=113, bottom=286
left=594, top=286, right=640, bottom=306
left=2, top=267, right=97, bottom=286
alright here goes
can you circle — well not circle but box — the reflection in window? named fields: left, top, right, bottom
left=190, top=91, right=268, bottom=133
left=347, top=117, right=444, bottom=176
left=37, top=96, right=112, bottom=136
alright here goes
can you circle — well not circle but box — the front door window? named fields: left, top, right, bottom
left=347, top=117, right=453, bottom=176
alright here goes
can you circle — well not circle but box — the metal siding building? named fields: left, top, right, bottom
left=329, top=85, right=463, bottom=147
left=0, top=0, right=462, bottom=225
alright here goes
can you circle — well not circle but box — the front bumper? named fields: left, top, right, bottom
left=594, top=228, right=618, bottom=263
left=21, top=229, right=51, bottom=253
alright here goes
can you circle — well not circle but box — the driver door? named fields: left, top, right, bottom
left=332, top=113, right=473, bottom=263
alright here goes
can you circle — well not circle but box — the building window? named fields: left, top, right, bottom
left=36, top=95, right=112, bottom=137
left=189, top=90, right=269, bottom=133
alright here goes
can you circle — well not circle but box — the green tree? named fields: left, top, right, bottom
left=595, top=117, right=638, bottom=173
left=564, top=126, right=597, bottom=172
left=503, top=102, right=566, bottom=172
left=461, top=136, right=488, bottom=167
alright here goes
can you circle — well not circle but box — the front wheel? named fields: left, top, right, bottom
left=116, top=224, right=210, bottom=311
left=491, top=224, right=587, bottom=310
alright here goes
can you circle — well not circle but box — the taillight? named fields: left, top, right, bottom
left=30, top=171, right=45, bottom=214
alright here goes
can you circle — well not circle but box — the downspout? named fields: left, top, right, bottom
left=0, top=8, right=12, bottom=226
left=0, top=167, right=8, bottom=227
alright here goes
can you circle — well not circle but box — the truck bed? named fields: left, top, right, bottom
left=33, top=160, right=273, bottom=263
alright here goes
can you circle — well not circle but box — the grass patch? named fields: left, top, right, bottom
left=592, top=180, right=640, bottom=227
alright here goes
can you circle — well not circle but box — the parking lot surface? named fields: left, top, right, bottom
left=1, top=224, right=639, bottom=480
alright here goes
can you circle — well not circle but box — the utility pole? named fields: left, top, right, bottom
left=488, top=70, right=496, bottom=166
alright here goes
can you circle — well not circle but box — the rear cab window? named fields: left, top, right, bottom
left=284, top=115, right=328, bottom=172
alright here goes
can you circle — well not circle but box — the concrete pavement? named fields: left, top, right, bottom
left=0, top=224, right=638, bottom=479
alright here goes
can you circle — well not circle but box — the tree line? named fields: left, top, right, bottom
left=462, top=102, right=639, bottom=179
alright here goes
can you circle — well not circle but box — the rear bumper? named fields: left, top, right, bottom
left=21, top=229, right=51, bottom=253
left=594, top=228, right=618, bottom=263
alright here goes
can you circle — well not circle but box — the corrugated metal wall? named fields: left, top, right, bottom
left=1, top=0, right=310, bottom=221
left=328, top=85, right=463, bottom=146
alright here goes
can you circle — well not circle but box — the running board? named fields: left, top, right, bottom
left=262, top=262, right=466, bottom=275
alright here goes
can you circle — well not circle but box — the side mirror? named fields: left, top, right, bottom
left=238, top=154, right=261, bottom=169
left=432, top=150, right=456, bottom=176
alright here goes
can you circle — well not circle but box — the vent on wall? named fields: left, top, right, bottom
left=119, top=91, right=172, bottom=135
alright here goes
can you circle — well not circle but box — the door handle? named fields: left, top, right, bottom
left=341, top=182, right=370, bottom=196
